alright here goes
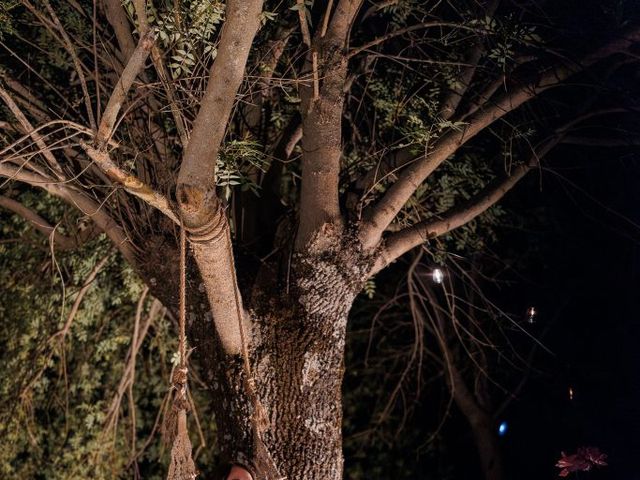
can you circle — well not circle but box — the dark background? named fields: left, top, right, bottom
left=491, top=145, right=640, bottom=478
left=434, top=1, right=640, bottom=474
left=342, top=142, right=640, bottom=480
left=343, top=144, right=640, bottom=479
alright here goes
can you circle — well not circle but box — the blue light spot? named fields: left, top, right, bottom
left=498, top=421, right=508, bottom=436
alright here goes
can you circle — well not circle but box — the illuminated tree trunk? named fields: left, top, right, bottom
left=184, top=236, right=368, bottom=480
left=3, top=0, right=638, bottom=478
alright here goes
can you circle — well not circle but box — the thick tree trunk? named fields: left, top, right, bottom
left=188, top=232, right=369, bottom=479
left=250, top=300, right=349, bottom=479
left=201, top=306, right=350, bottom=480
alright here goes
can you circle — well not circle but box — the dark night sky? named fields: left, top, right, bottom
left=344, top=144, right=640, bottom=479
left=493, top=0, right=640, bottom=475
left=498, top=145, right=640, bottom=478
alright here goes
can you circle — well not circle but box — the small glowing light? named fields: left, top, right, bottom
left=527, top=306, right=537, bottom=324
left=498, top=421, right=508, bottom=436
left=569, top=387, right=574, bottom=401
left=432, top=268, right=444, bottom=284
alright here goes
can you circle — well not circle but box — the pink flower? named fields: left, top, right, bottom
left=556, top=447, right=608, bottom=477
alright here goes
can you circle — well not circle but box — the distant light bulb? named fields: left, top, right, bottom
left=568, top=387, right=574, bottom=401
left=432, top=268, right=444, bottom=284
left=527, top=306, right=537, bottom=323
left=498, top=421, right=508, bottom=436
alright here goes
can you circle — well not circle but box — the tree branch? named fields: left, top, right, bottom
left=439, top=0, right=500, bottom=120
left=359, top=26, right=640, bottom=249
left=295, top=0, right=364, bottom=248
left=0, top=195, right=80, bottom=249
left=0, top=73, right=50, bottom=121
left=32, top=0, right=97, bottom=131
left=103, top=0, right=137, bottom=62
left=0, top=85, right=65, bottom=180
left=0, top=163, right=136, bottom=264
left=372, top=163, right=532, bottom=273
left=96, top=31, right=155, bottom=148
left=132, top=0, right=189, bottom=147
left=185, top=199, right=252, bottom=355
left=347, top=21, right=484, bottom=60
left=81, top=143, right=178, bottom=223
left=173, top=0, right=264, bottom=355
left=177, top=0, right=264, bottom=206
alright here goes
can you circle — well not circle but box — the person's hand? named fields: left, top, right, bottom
left=226, top=465, right=253, bottom=480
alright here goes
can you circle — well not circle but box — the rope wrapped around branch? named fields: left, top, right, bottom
left=165, top=209, right=280, bottom=479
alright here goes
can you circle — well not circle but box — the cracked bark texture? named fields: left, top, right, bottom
left=212, top=233, right=371, bottom=479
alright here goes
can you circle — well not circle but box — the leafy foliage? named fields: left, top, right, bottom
left=217, top=139, right=269, bottom=199
left=146, top=0, right=224, bottom=79
left=0, top=0, right=17, bottom=39
left=0, top=194, right=216, bottom=479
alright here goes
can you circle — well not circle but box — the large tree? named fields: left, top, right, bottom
left=1, top=0, right=638, bottom=478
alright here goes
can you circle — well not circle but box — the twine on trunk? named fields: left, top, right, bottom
left=225, top=224, right=269, bottom=434
left=165, top=210, right=279, bottom=479
left=165, top=223, right=197, bottom=480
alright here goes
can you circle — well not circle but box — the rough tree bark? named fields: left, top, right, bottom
left=242, top=234, right=370, bottom=479
left=140, top=228, right=372, bottom=479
